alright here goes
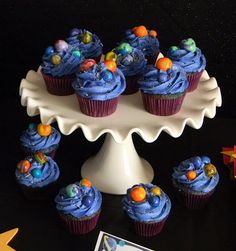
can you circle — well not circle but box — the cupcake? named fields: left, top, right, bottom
left=20, top=123, right=61, bottom=158
left=72, top=59, right=126, bottom=117
left=138, top=57, right=189, bottom=116
left=55, top=179, right=102, bottom=235
left=15, top=152, right=60, bottom=200
left=67, top=28, right=103, bottom=63
left=41, top=39, right=84, bottom=95
left=167, top=38, right=206, bottom=92
left=172, top=156, right=219, bottom=209
left=122, top=183, right=171, bottom=237
left=123, top=25, right=159, bottom=64
left=105, top=42, right=147, bottom=94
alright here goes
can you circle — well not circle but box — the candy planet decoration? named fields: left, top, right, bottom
left=31, top=168, right=42, bottom=178
left=180, top=38, right=196, bottom=53
left=130, top=186, right=146, bottom=202
left=155, top=57, right=173, bottom=71
left=104, top=60, right=117, bottom=72
left=150, top=186, right=161, bottom=196
left=133, top=25, right=148, bottom=37
left=101, top=70, right=113, bottom=82
left=204, top=164, right=217, bottom=177
left=105, top=51, right=118, bottom=62
left=34, top=152, right=47, bottom=164
left=149, top=30, right=157, bottom=37
left=80, top=59, right=96, bottom=72
left=72, top=50, right=81, bottom=58
left=45, top=46, right=54, bottom=56
left=65, top=184, right=80, bottom=198
left=81, top=31, right=92, bottom=44
left=116, top=43, right=133, bottom=56
left=82, top=195, right=93, bottom=207
left=186, top=170, right=197, bottom=181
left=37, top=123, right=52, bottom=137
left=17, top=160, right=31, bottom=174
left=54, top=40, right=69, bottom=53
left=80, top=178, right=92, bottom=188
left=51, top=54, right=61, bottom=65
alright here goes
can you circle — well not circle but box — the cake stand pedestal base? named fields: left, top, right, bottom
left=81, top=134, right=154, bottom=194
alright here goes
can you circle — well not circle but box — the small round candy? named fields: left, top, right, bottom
left=82, top=195, right=93, bottom=207
left=155, top=57, right=173, bottom=71
left=149, top=30, right=157, bottom=37
left=54, top=40, right=69, bottom=53
left=101, top=70, right=113, bottom=82
left=72, top=50, right=81, bottom=58
left=150, top=186, right=161, bottom=196
left=65, top=184, right=80, bottom=198
left=117, top=43, right=133, bottom=56
left=133, top=25, right=148, bottom=37
left=51, top=55, right=61, bottom=65
left=204, top=164, right=217, bottom=177
left=45, top=46, right=54, bottom=56
left=201, top=156, right=211, bottom=164
left=28, top=122, right=37, bottom=131
left=149, top=196, right=159, bottom=207
left=169, top=46, right=179, bottom=53
left=180, top=38, right=196, bottom=53
left=31, top=168, right=42, bottom=178
left=104, top=60, right=117, bottom=72
left=80, top=178, right=92, bottom=188
left=80, top=59, right=96, bottom=72
left=158, top=72, right=168, bottom=82
left=105, top=51, right=118, bottom=62
left=191, top=156, right=202, bottom=169
left=186, top=170, right=197, bottom=180
left=34, top=152, right=47, bottom=165
left=37, top=123, right=52, bottom=137
left=81, top=31, right=92, bottom=44
left=130, top=186, right=146, bottom=202
left=17, top=160, right=31, bottom=174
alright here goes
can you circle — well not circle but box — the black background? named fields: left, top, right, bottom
left=0, top=1, right=236, bottom=251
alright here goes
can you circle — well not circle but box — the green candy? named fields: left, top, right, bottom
left=117, top=42, right=133, bottom=55
left=180, top=38, right=196, bottom=53
left=170, top=46, right=179, bottom=52
left=72, top=50, right=81, bottom=58
left=65, top=184, right=80, bottom=198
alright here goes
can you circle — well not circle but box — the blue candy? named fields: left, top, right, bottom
left=31, top=168, right=42, bottom=178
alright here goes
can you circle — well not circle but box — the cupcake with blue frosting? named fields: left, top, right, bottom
left=105, top=42, right=147, bottom=94
left=55, top=179, right=102, bottom=234
left=20, top=123, right=61, bottom=158
left=167, top=38, right=206, bottom=92
left=41, top=39, right=84, bottom=95
left=123, top=25, right=159, bottom=64
left=172, top=156, right=219, bottom=209
left=16, top=152, right=60, bottom=200
left=123, top=183, right=171, bottom=236
left=67, top=28, right=103, bottom=63
left=72, top=59, right=126, bottom=117
left=138, top=57, right=189, bottom=116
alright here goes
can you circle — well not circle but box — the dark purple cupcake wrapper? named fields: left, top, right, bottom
left=141, top=92, right=186, bottom=116
left=187, top=71, right=204, bottom=92
left=41, top=70, right=75, bottom=96
left=76, top=95, right=119, bottom=117
left=133, top=216, right=168, bottom=237
left=122, top=75, right=139, bottom=95
left=59, top=210, right=101, bottom=235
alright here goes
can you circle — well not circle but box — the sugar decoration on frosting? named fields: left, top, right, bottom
left=131, top=25, right=158, bottom=38
left=169, top=38, right=197, bottom=54
left=37, top=123, right=52, bottom=137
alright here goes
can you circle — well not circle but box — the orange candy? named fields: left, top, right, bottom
left=133, top=25, right=148, bottom=37
left=130, top=186, right=146, bottom=202
left=149, top=30, right=157, bottom=37
left=155, top=57, right=173, bottom=71
left=17, top=160, right=31, bottom=174
left=37, top=123, right=52, bottom=137
left=186, top=170, right=197, bottom=180
left=104, top=60, right=117, bottom=72
left=80, top=178, right=92, bottom=188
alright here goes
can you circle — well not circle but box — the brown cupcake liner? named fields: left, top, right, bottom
left=59, top=210, right=101, bottom=235
left=41, top=70, right=75, bottom=96
left=122, top=75, right=140, bottom=95
left=141, top=92, right=185, bottom=116
left=76, top=95, right=119, bottom=117
left=187, top=71, right=204, bottom=92
left=133, top=216, right=168, bottom=237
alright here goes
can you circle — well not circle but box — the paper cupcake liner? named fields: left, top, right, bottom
left=146, top=52, right=159, bottom=65
left=76, top=95, right=119, bottom=117
left=59, top=210, right=101, bottom=235
left=41, top=71, right=75, bottom=96
left=141, top=92, right=185, bottom=116
left=133, top=216, right=168, bottom=237
left=122, top=75, right=140, bottom=95
left=187, top=71, right=204, bottom=92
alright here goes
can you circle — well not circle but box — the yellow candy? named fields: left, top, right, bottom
left=51, top=55, right=61, bottom=65
left=150, top=186, right=161, bottom=196
left=204, top=164, right=217, bottom=177
left=105, top=51, right=118, bottom=62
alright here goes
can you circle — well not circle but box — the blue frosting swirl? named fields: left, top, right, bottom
left=167, top=47, right=206, bottom=73
left=20, top=125, right=61, bottom=154
left=55, top=182, right=102, bottom=218
left=138, top=63, right=189, bottom=95
left=122, top=183, right=171, bottom=223
left=41, top=45, right=84, bottom=77
left=124, top=29, right=159, bottom=57
left=172, top=156, right=219, bottom=193
left=116, top=47, right=147, bottom=77
left=67, top=28, right=103, bottom=59
left=15, top=156, right=60, bottom=188
left=72, top=62, right=126, bottom=100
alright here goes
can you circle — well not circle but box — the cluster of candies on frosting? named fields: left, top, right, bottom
left=44, top=40, right=82, bottom=65
left=17, top=152, right=47, bottom=178
left=129, top=184, right=162, bottom=207
left=64, top=179, right=94, bottom=207
left=169, top=38, right=197, bottom=54
left=184, top=156, right=218, bottom=181
left=130, top=25, right=157, bottom=38
left=154, top=57, right=173, bottom=82
left=70, top=28, right=93, bottom=44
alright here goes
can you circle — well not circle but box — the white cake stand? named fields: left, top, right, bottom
left=19, top=66, right=221, bottom=194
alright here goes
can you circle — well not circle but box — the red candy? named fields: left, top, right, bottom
left=80, top=59, right=96, bottom=72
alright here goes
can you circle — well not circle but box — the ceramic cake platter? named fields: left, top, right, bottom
left=19, top=67, right=222, bottom=194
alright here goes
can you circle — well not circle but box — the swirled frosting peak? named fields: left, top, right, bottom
left=72, top=61, right=126, bottom=100
left=41, top=40, right=84, bottom=77
left=172, top=156, right=219, bottom=193
left=167, top=38, right=206, bottom=73
left=55, top=180, right=102, bottom=218
left=122, top=183, right=171, bottom=222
